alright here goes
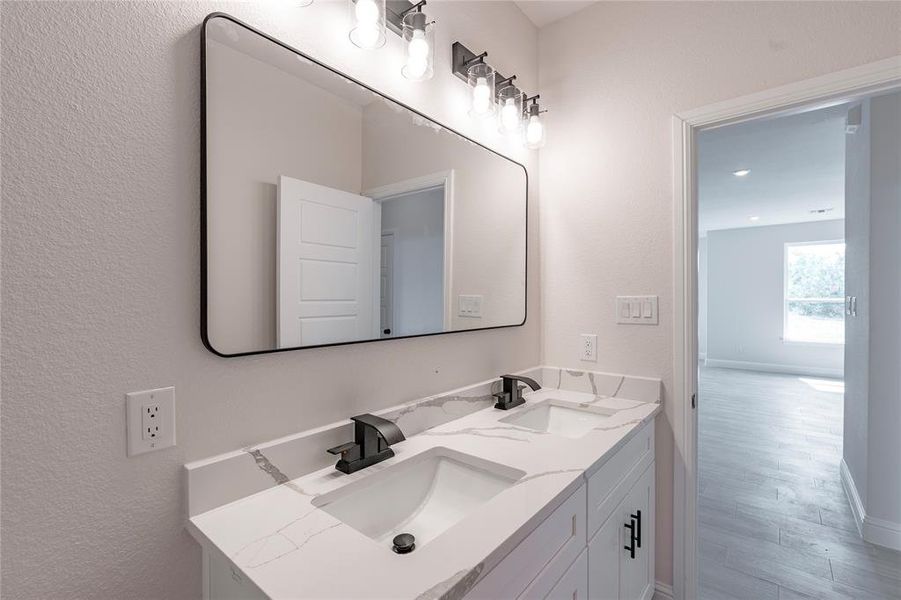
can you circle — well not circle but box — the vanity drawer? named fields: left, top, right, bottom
left=586, top=420, right=654, bottom=538
left=468, top=483, right=587, bottom=600
left=520, top=548, right=588, bottom=600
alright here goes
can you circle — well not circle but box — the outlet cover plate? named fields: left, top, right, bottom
left=580, top=333, right=597, bottom=362
left=126, top=386, right=176, bottom=456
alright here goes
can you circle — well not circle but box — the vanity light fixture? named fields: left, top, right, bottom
left=452, top=41, right=546, bottom=149
left=732, top=169, right=751, bottom=177
left=349, top=0, right=386, bottom=49
left=400, top=2, right=434, bottom=81
left=524, top=95, right=546, bottom=149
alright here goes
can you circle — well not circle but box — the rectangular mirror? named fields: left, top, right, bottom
left=202, top=14, right=527, bottom=356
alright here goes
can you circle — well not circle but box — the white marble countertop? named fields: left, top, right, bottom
left=187, top=388, right=661, bottom=599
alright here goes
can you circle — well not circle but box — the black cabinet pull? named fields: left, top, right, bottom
left=631, top=510, right=642, bottom=548
left=623, top=520, right=636, bottom=559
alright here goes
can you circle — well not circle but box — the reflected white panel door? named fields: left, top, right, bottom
left=380, top=233, right=394, bottom=338
left=277, top=175, right=377, bottom=347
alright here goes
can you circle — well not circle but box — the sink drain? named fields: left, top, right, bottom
left=392, top=533, right=415, bottom=554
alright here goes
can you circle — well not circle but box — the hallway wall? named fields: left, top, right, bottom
left=705, top=220, right=845, bottom=378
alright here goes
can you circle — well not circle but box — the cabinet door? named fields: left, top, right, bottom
left=587, top=511, right=620, bottom=600
left=619, top=464, right=654, bottom=600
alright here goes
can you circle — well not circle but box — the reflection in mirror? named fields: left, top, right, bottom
left=203, top=15, right=527, bottom=356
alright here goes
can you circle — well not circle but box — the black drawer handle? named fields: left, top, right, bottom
left=623, top=520, right=636, bottom=559
left=631, top=510, right=642, bottom=548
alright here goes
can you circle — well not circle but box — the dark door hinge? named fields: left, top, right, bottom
left=691, top=393, right=697, bottom=409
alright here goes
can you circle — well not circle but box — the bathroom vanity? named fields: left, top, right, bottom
left=186, top=367, right=660, bottom=600
left=192, top=13, right=660, bottom=600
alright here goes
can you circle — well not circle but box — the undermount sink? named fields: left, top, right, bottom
left=312, top=447, right=524, bottom=551
left=500, top=399, right=616, bottom=438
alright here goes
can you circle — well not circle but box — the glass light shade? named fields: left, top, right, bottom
left=525, top=114, right=545, bottom=149
left=497, top=85, right=523, bottom=135
left=401, top=12, right=434, bottom=81
left=467, top=63, right=495, bottom=118
left=349, top=0, right=386, bottom=49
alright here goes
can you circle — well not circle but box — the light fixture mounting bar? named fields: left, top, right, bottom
left=452, top=41, right=529, bottom=102
left=385, top=0, right=420, bottom=35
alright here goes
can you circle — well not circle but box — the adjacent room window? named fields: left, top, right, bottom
left=784, top=241, right=845, bottom=344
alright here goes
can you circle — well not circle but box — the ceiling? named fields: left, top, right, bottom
left=515, top=1, right=596, bottom=28
left=698, top=103, right=849, bottom=235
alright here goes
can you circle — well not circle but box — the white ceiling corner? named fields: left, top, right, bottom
left=514, top=1, right=597, bottom=29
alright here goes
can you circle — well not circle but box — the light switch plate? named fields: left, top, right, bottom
left=126, top=387, right=176, bottom=456
left=458, top=294, right=483, bottom=318
left=616, top=295, right=658, bottom=325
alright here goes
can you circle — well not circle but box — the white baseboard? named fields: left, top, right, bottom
left=840, top=458, right=866, bottom=536
left=705, top=358, right=842, bottom=379
left=653, top=581, right=674, bottom=600
left=840, top=458, right=901, bottom=551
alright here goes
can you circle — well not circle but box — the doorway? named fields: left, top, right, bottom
left=672, top=57, right=901, bottom=600
left=365, top=170, right=455, bottom=338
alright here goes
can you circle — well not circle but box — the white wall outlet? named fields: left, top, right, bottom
left=580, top=333, right=597, bottom=361
left=126, top=386, right=176, bottom=457
left=458, top=294, right=483, bottom=318
left=616, top=295, right=658, bottom=325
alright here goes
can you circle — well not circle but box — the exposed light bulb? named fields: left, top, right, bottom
left=350, top=0, right=383, bottom=49
left=355, top=0, right=379, bottom=23
left=472, top=77, right=491, bottom=115
left=526, top=114, right=544, bottom=148
left=501, top=98, right=520, bottom=133
left=402, top=28, right=430, bottom=80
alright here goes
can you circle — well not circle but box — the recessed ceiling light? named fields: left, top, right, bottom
left=749, top=216, right=760, bottom=222
left=733, top=169, right=751, bottom=177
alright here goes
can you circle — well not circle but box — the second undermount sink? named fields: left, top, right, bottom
left=500, top=399, right=616, bottom=438
left=312, top=447, right=524, bottom=551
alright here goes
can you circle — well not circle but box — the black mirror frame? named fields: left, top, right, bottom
left=200, top=13, right=528, bottom=358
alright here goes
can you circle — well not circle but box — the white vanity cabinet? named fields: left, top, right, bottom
left=203, top=419, right=656, bottom=600
left=468, top=420, right=655, bottom=600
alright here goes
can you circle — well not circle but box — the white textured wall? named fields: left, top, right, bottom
left=843, top=100, right=871, bottom=506
left=0, top=2, right=539, bottom=598
left=842, top=90, right=901, bottom=540
left=706, top=220, right=845, bottom=376
left=538, top=1, right=901, bottom=587
left=698, top=237, right=707, bottom=359
left=864, top=91, right=901, bottom=527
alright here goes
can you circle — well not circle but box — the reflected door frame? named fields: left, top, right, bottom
left=672, top=56, right=901, bottom=600
left=364, top=170, right=455, bottom=331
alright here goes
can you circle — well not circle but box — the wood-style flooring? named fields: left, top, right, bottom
left=698, top=367, right=901, bottom=600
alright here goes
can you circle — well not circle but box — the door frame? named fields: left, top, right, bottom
left=364, top=170, right=456, bottom=330
left=380, top=230, right=396, bottom=338
left=671, top=55, right=901, bottom=600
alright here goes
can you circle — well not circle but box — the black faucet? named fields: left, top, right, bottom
left=493, top=374, right=541, bottom=410
left=327, top=414, right=406, bottom=474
